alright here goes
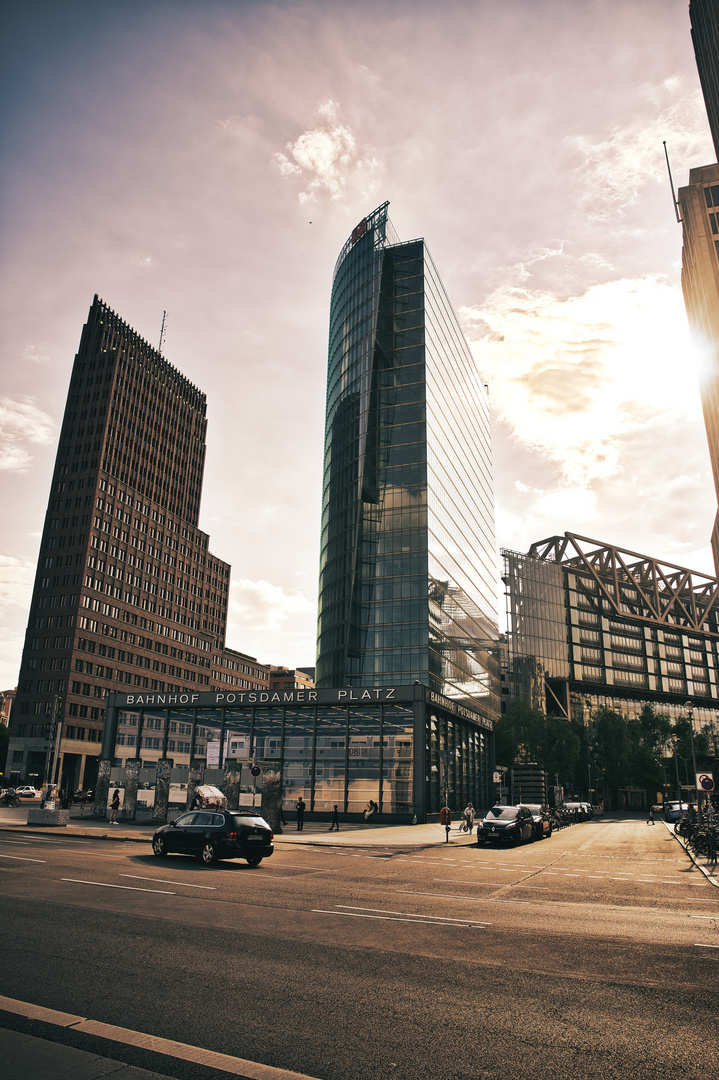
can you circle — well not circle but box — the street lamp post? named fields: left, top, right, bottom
left=673, top=748, right=682, bottom=806
left=685, top=700, right=702, bottom=826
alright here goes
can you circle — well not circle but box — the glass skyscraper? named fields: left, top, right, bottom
left=316, top=203, right=499, bottom=721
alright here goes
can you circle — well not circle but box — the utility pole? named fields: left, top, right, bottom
left=686, top=700, right=702, bottom=826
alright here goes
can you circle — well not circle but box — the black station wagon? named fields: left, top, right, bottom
left=152, top=810, right=274, bottom=866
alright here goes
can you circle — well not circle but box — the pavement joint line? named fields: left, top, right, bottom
left=0, top=994, right=324, bottom=1079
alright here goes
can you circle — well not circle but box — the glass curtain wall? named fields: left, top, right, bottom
left=424, top=249, right=499, bottom=718
left=107, top=699, right=497, bottom=818
left=316, top=202, right=499, bottom=718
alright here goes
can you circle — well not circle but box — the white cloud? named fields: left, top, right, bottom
left=0, top=553, right=36, bottom=687
left=566, top=86, right=711, bottom=221
left=21, top=345, right=48, bottom=365
left=230, top=578, right=314, bottom=630
left=0, top=553, right=35, bottom=610
left=226, top=578, right=316, bottom=665
left=0, top=398, right=55, bottom=472
left=464, top=273, right=699, bottom=491
left=272, top=99, right=379, bottom=202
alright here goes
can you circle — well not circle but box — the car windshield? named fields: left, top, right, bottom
left=230, top=814, right=269, bottom=829
left=486, top=807, right=518, bottom=820
left=522, top=805, right=541, bottom=814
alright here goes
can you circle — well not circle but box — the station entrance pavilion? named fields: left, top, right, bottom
left=94, top=684, right=495, bottom=825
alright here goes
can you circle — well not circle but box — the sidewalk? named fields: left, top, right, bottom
left=0, top=804, right=471, bottom=849
left=1, top=807, right=717, bottom=877
left=663, top=819, right=719, bottom=886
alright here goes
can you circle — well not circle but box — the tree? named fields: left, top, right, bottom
left=494, top=702, right=579, bottom=794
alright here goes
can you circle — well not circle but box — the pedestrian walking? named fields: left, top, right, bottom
left=647, top=808, right=655, bottom=825
left=328, top=803, right=340, bottom=831
left=296, top=796, right=306, bottom=831
left=463, top=802, right=475, bottom=833
left=109, top=788, right=120, bottom=824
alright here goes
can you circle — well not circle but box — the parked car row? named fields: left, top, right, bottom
left=663, top=800, right=689, bottom=822
left=475, top=801, right=595, bottom=846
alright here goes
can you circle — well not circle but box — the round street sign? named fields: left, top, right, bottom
left=698, top=773, right=714, bottom=792
left=250, top=765, right=262, bottom=777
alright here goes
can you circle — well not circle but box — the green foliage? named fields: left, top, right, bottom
left=497, top=700, right=682, bottom=807
left=494, top=702, right=580, bottom=786
left=590, top=704, right=672, bottom=806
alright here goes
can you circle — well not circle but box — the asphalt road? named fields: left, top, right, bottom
left=1, top=819, right=717, bottom=1080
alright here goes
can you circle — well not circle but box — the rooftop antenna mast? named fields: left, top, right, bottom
left=158, top=310, right=168, bottom=354
left=663, top=141, right=683, bottom=224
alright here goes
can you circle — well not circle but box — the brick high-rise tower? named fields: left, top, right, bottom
left=6, top=296, right=231, bottom=792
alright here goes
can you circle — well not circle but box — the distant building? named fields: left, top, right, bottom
left=502, top=533, right=719, bottom=744
left=214, top=647, right=269, bottom=693
left=681, top=3, right=719, bottom=575
left=315, top=202, right=499, bottom=724
left=678, top=165, right=719, bottom=574
left=690, top=0, right=719, bottom=159
left=6, top=296, right=230, bottom=791
left=0, top=689, right=15, bottom=727
left=268, top=666, right=315, bottom=692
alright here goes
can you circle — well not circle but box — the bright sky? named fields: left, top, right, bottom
left=0, top=0, right=716, bottom=687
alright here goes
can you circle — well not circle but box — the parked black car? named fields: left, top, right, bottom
left=476, top=805, right=534, bottom=845
left=152, top=809, right=274, bottom=866
left=519, top=803, right=553, bottom=840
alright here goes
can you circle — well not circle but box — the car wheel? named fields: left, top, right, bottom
left=152, top=837, right=167, bottom=858
left=246, top=856, right=262, bottom=867
left=198, top=840, right=218, bottom=865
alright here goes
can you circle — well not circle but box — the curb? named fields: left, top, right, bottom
left=662, top=819, right=719, bottom=887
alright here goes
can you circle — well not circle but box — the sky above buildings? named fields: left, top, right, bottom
left=0, top=0, right=716, bottom=686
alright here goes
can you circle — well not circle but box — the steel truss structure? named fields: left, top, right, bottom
left=527, top=533, right=719, bottom=637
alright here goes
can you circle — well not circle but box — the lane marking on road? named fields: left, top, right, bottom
left=686, top=897, right=719, bottom=902
left=0, top=840, right=32, bottom=845
left=319, top=851, right=390, bottom=860
left=312, top=908, right=488, bottom=928
left=0, top=853, right=46, bottom=862
left=276, top=864, right=339, bottom=872
left=0, top=994, right=323, bottom=1080
left=433, top=878, right=549, bottom=890
left=694, top=943, right=719, bottom=949
left=18, top=835, right=91, bottom=844
left=60, top=878, right=175, bottom=894
left=121, top=875, right=216, bottom=890
left=395, top=889, right=531, bottom=904
left=688, top=915, right=717, bottom=920
left=335, top=904, right=492, bottom=925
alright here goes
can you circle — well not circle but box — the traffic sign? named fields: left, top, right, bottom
left=697, top=772, right=714, bottom=792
